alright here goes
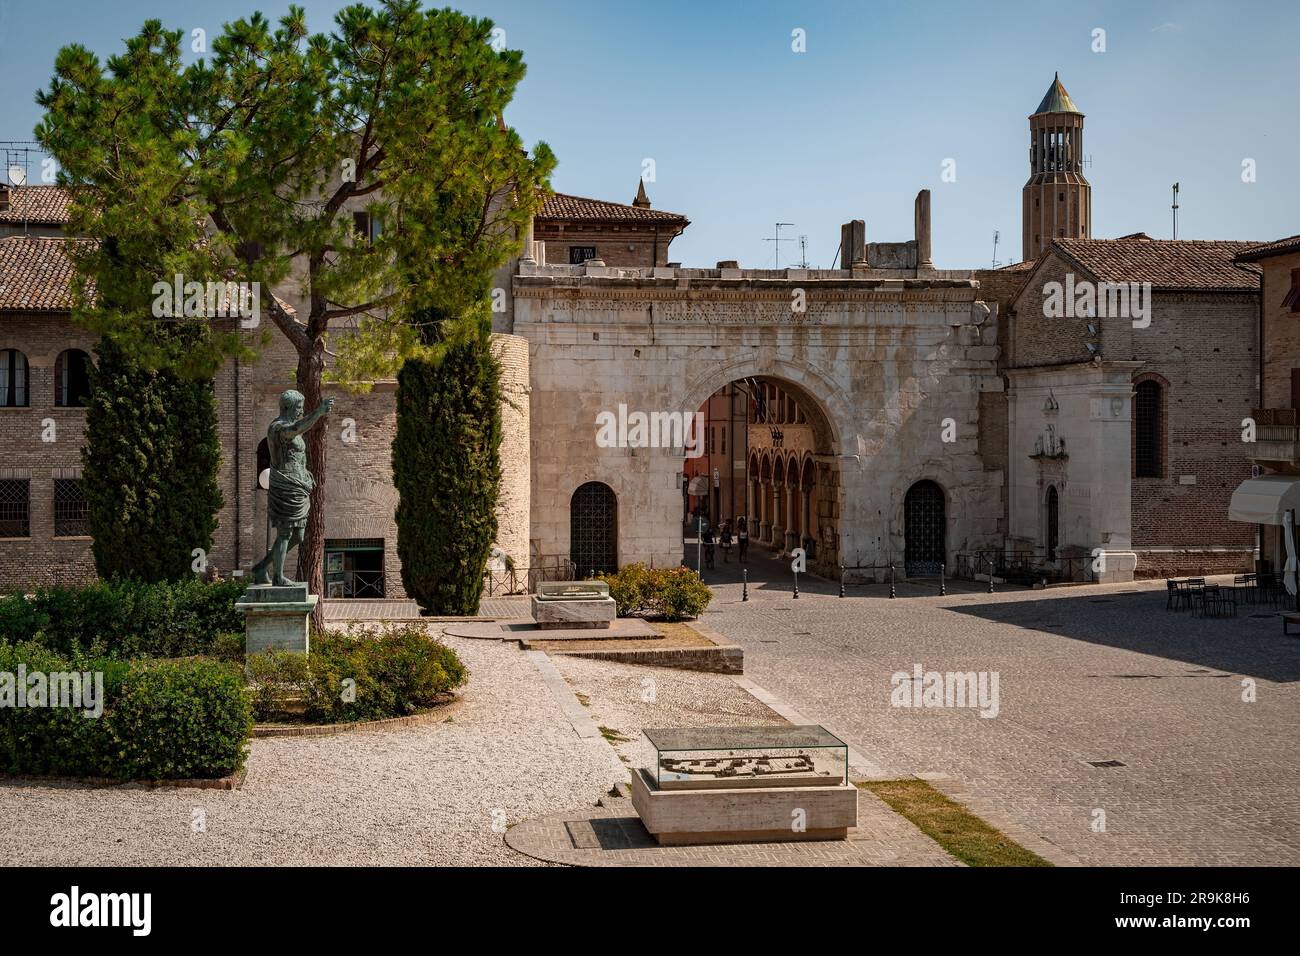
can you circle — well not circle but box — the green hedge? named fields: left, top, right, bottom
left=599, top=564, right=712, bottom=621
left=246, top=626, right=468, bottom=724
left=0, top=641, right=252, bottom=780
left=0, top=578, right=246, bottom=658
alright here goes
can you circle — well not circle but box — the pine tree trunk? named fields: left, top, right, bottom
left=297, top=341, right=328, bottom=629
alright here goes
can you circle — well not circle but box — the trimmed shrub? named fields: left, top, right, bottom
left=0, top=641, right=252, bottom=780
left=0, top=578, right=245, bottom=658
left=599, top=564, right=712, bottom=621
left=245, top=626, right=468, bottom=724
left=393, top=329, right=502, bottom=615
left=82, top=335, right=225, bottom=583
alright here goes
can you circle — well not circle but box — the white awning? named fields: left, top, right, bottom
left=1228, top=475, right=1300, bottom=525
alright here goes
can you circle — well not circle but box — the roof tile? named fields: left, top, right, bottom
left=0, top=185, right=73, bottom=225
left=0, top=236, right=85, bottom=311
left=538, top=192, right=688, bottom=225
left=1053, top=236, right=1262, bottom=290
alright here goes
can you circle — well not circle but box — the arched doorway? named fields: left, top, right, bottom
left=1045, top=485, right=1059, bottom=562
left=570, top=481, right=618, bottom=575
left=904, top=480, right=946, bottom=576
left=678, top=373, right=841, bottom=575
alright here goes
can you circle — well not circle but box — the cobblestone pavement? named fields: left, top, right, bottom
left=693, top=554, right=1300, bottom=866
left=0, top=635, right=623, bottom=866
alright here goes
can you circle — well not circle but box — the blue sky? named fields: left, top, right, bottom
left=1, top=0, right=1295, bottom=268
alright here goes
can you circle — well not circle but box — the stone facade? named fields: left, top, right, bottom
left=513, top=258, right=1005, bottom=579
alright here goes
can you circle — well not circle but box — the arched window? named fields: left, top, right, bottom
left=0, top=349, right=29, bottom=407
left=570, top=481, right=617, bottom=575
left=1134, top=380, right=1163, bottom=478
left=54, top=349, right=91, bottom=408
left=904, top=480, right=946, bottom=576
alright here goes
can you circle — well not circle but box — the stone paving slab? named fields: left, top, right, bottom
left=693, top=572, right=1300, bottom=866
left=444, top=618, right=659, bottom=641
left=505, top=792, right=961, bottom=867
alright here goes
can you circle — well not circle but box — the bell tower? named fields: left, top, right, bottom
left=1022, top=73, right=1090, bottom=262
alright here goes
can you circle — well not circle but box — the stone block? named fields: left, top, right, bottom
left=630, top=769, right=857, bottom=845
left=236, top=586, right=317, bottom=655
left=530, top=595, right=616, bottom=629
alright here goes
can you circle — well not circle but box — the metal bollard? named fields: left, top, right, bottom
left=889, top=564, right=896, bottom=599
left=940, top=563, right=946, bottom=596
left=839, top=569, right=845, bottom=599
left=987, top=559, right=994, bottom=594
left=793, top=569, right=799, bottom=599
left=742, top=568, right=749, bottom=602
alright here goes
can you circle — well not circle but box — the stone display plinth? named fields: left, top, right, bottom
left=630, top=769, right=857, bottom=846
left=530, top=596, right=616, bottom=629
left=236, top=583, right=317, bottom=655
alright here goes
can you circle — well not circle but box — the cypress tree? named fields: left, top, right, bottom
left=393, top=327, right=502, bottom=614
left=81, top=335, right=224, bottom=582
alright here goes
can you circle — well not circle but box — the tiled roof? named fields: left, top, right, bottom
left=538, top=192, right=688, bottom=225
left=0, top=236, right=85, bottom=311
left=1235, top=235, right=1300, bottom=262
left=0, top=185, right=73, bottom=224
left=1052, top=237, right=1262, bottom=291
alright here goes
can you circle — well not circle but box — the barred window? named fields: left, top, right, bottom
left=55, top=349, right=91, bottom=407
left=568, top=246, right=596, bottom=264
left=1135, top=380, right=1162, bottom=478
left=1, top=349, right=28, bottom=407
left=54, top=478, right=89, bottom=536
left=0, top=480, right=29, bottom=537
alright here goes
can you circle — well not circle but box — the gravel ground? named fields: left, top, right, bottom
left=548, top=655, right=786, bottom=769
left=0, top=634, right=623, bottom=866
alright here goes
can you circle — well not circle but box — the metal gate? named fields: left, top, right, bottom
left=904, top=480, right=945, bottom=576
left=570, top=481, right=618, bottom=575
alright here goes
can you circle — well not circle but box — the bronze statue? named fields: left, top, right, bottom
left=251, top=389, right=335, bottom=587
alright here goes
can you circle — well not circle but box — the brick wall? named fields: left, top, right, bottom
left=0, top=312, right=98, bottom=590
left=1260, top=250, right=1300, bottom=409
left=534, top=222, right=674, bottom=267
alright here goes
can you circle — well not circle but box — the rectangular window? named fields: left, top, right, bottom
left=53, top=478, right=89, bottom=536
left=0, top=479, right=30, bottom=537
left=569, top=246, right=596, bottom=264
left=352, top=212, right=380, bottom=245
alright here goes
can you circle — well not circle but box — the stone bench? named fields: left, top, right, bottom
left=531, top=580, right=616, bottom=629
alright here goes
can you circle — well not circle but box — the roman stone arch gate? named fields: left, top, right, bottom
left=510, top=258, right=1006, bottom=581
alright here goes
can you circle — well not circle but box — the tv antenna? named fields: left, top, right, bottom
left=1171, top=182, right=1180, bottom=240
left=991, top=230, right=1001, bottom=269
left=765, top=222, right=794, bottom=269
left=796, top=235, right=810, bottom=269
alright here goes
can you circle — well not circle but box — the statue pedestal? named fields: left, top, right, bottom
left=236, top=584, right=317, bottom=655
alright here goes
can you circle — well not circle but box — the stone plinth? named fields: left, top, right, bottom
left=236, top=583, right=317, bottom=654
left=530, top=596, right=616, bottom=629
left=630, top=768, right=857, bottom=846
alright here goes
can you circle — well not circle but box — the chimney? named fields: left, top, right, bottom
left=914, top=189, right=933, bottom=269
left=840, top=219, right=866, bottom=266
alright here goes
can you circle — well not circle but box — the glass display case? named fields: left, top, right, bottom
left=641, top=725, right=848, bottom=791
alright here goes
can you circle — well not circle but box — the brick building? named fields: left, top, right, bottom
left=1229, top=236, right=1300, bottom=575
left=1003, top=236, right=1261, bottom=579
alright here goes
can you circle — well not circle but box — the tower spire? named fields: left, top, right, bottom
left=633, top=179, right=651, bottom=208
left=1022, top=73, right=1090, bottom=261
